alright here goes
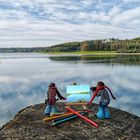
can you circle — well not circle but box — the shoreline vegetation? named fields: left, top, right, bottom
left=0, top=37, right=140, bottom=54
left=47, top=51, right=140, bottom=55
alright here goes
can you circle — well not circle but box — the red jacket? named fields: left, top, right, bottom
left=47, top=86, right=65, bottom=105
left=89, top=86, right=116, bottom=104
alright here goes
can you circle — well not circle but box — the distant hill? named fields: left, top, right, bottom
left=0, top=37, right=140, bottom=53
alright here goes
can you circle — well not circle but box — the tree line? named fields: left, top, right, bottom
left=47, top=38, right=140, bottom=53
left=0, top=37, right=140, bottom=53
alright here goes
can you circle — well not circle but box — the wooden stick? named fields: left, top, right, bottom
left=66, top=102, right=87, bottom=106
left=43, top=111, right=81, bottom=122
left=52, top=112, right=86, bottom=126
left=66, top=107, right=99, bottom=128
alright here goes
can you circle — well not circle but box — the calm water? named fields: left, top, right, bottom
left=0, top=53, right=140, bottom=126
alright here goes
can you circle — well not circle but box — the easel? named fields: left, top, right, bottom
left=65, top=84, right=98, bottom=128
left=66, top=102, right=87, bottom=110
left=65, top=84, right=90, bottom=112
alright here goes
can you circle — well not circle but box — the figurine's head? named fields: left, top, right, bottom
left=97, top=81, right=104, bottom=87
left=72, top=82, right=77, bottom=85
left=49, top=82, right=55, bottom=87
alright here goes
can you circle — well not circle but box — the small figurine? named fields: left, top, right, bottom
left=44, top=83, right=66, bottom=116
left=88, top=81, right=116, bottom=119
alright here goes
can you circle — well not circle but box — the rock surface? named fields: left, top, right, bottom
left=0, top=103, right=140, bottom=140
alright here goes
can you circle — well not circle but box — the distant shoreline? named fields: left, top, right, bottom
left=0, top=37, right=140, bottom=53
left=47, top=51, right=140, bottom=55
left=0, top=51, right=140, bottom=56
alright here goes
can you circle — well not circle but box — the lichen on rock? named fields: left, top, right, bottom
left=0, top=103, right=140, bottom=140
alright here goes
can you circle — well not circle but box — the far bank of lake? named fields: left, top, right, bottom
left=47, top=51, right=140, bottom=55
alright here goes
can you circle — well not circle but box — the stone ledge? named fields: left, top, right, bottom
left=0, top=103, right=140, bottom=140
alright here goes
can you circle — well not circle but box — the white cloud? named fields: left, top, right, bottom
left=0, top=0, right=140, bottom=48
left=123, top=0, right=140, bottom=3
left=112, top=7, right=140, bottom=28
left=108, top=6, right=122, bottom=17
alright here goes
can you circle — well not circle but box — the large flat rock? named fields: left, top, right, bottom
left=0, top=103, right=140, bottom=140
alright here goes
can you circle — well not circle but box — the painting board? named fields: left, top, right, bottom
left=66, top=84, right=91, bottom=103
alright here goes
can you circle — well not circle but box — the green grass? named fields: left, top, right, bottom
left=47, top=51, right=140, bottom=55
left=48, top=51, right=117, bottom=55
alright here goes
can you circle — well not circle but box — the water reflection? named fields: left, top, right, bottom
left=0, top=53, right=140, bottom=127
left=49, top=55, right=140, bottom=65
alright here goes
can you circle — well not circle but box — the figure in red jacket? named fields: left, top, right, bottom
left=44, top=83, right=66, bottom=116
left=89, top=81, right=116, bottom=119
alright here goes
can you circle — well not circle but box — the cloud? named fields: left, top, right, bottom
left=111, top=7, right=140, bottom=28
left=0, top=0, right=140, bottom=48
left=123, top=0, right=140, bottom=3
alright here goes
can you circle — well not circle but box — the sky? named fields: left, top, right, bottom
left=0, top=0, right=140, bottom=48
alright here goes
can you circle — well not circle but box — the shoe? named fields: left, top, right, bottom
left=44, top=113, right=50, bottom=115
left=94, top=114, right=98, bottom=118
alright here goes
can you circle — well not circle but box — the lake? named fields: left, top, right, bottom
left=0, top=53, right=140, bottom=127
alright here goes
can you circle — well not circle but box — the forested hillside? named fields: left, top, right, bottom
left=45, top=37, right=140, bottom=53
left=0, top=37, right=140, bottom=53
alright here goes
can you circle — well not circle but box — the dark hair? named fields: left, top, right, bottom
left=90, top=87, right=96, bottom=92
left=72, top=82, right=77, bottom=85
left=97, top=81, right=104, bottom=86
left=49, top=83, right=55, bottom=87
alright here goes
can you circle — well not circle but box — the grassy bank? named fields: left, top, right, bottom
left=47, top=51, right=140, bottom=55
left=48, top=51, right=117, bottom=55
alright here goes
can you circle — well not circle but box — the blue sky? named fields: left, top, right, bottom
left=0, top=0, right=140, bottom=48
